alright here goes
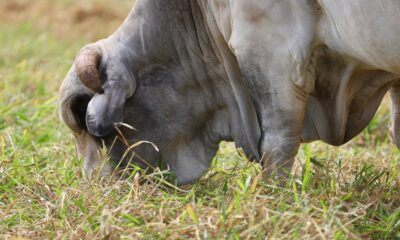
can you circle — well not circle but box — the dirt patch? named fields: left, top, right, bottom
left=0, top=0, right=133, bottom=41
left=3, top=1, right=31, bottom=12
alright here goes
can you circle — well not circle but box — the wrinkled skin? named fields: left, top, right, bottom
left=60, top=0, right=400, bottom=185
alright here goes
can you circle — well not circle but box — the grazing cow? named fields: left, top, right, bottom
left=60, top=0, right=400, bottom=185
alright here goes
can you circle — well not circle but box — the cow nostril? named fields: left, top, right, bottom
left=70, top=94, right=92, bottom=130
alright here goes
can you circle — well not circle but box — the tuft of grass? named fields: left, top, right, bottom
left=0, top=1, right=399, bottom=239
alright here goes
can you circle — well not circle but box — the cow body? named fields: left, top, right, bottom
left=60, top=0, right=400, bottom=184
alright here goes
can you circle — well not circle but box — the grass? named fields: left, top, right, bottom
left=0, top=1, right=399, bottom=239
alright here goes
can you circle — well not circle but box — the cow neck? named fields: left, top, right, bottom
left=196, top=1, right=262, bottom=160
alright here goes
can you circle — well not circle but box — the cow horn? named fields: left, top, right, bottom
left=75, top=45, right=104, bottom=94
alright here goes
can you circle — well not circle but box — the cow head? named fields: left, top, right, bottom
left=60, top=39, right=234, bottom=184
left=60, top=0, right=262, bottom=185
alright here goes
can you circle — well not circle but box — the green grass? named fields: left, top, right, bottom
left=0, top=1, right=399, bottom=239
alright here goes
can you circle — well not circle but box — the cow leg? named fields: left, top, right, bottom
left=227, top=0, right=316, bottom=180
left=259, top=93, right=308, bottom=180
left=390, top=84, right=400, bottom=148
left=236, top=52, right=310, bottom=180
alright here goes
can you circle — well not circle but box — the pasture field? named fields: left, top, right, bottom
left=0, top=0, right=399, bottom=239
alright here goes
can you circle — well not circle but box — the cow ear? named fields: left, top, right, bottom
left=86, top=88, right=126, bottom=137
left=83, top=49, right=136, bottom=137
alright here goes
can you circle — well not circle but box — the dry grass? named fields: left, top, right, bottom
left=0, top=0, right=399, bottom=239
left=0, top=0, right=132, bottom=41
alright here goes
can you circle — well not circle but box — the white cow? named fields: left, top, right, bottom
left=60, top=0, right=400, bottom=184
